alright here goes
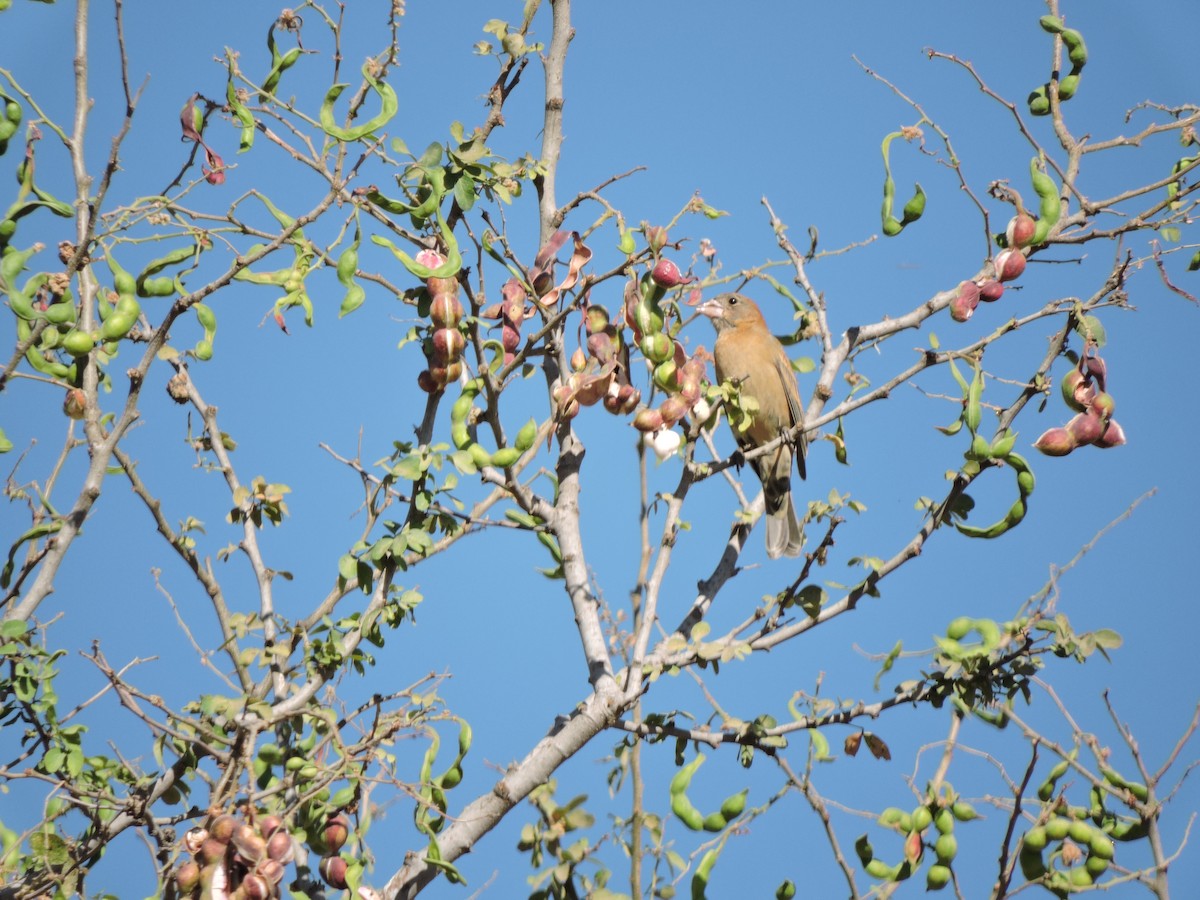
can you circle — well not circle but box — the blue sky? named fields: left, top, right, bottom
left=2, top=1, right=1198, bottom=897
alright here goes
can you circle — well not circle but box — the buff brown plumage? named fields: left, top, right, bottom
left=699, top=293, right=806, bottom=558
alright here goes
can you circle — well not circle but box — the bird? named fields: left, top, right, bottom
left=699, top=292, right=807, bottom=559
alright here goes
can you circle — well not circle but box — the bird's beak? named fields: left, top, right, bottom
left=697, top=299, right=723, bottom=320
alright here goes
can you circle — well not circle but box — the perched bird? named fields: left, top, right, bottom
left=699, top=293, right=807, bottom=559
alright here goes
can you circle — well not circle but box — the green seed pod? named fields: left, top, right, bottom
left=775, top=880, right=796, bottom=900
left=1045, top=817, right=1071, bottom=841
left=514, top=418, right=537, bottom=452
left=62, top=331, right=94, bottom=357
left=489, top=447, right=521, bottom=468
left=194, top=302, right=217, bottom=333
left=467, top=442, right=492, bottom=470
left=946, top=616, right=973, bottom=640
left=258, top=743, right=284, bottom=765
left=934, top=833, right=957, bottom=864
left=1023, top=826, right=1048, bottom=852
left=43, top=298, right=77, bottom=326
left=1088, top=831, right=1114, bottom=861
left=1028, top=85, right=1051, bottom=117
left=1085, top=853, right=1110, bottom=878
left=878, top=807, right=907, bottom=827
left=701, top=811, right=727, bottom=833
left=691, top=848, right=718, bottom=900
left=194, top=339, right=213, bottom=361
left=900, top=183, right=926, bottom=225
left=719, top=789, right=748, bottom=822
left=932, top=807, right=955, bottom=835
left=137, top=276, right=176, bottom=298
left=864, top=858, right=899, bottom=880
left=1058, top=73, right=1080, bottom=100
left=1019, top=846, right=1047, bottom=880
left=912, top=806, right=934, bottom=833
left=115, top=293, right=142, bottom=318
left=99, top=312, right=137, bottom=341
left=671, top=792, right=704, bottom=831
left=1062, top=28, right=1088, bottom=67
left=670, top=754, right=705, bottom=795
left=451, top=422, right=472, bottom=451
left=1039, top=15, right=1065, bottom=33
left=926, top=864, right=952, bottom=890
left=1068, top=819, right=1094, bottom=844
left=951, top=801, right=979, bottom=822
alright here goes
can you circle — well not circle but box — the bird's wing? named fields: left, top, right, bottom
left=772, top=352, right=807, bottom=480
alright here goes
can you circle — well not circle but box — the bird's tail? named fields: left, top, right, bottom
left=765, top=489, right=804, bottom=559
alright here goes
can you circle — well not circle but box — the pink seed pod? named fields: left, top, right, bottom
left=323, top=815, right=350, bottom=854
left=431, top=327, right=465, bottom=361
left=632, top=408, right=664, bottom=432
left=1093, top=418, right=1126, bottom=448
left=644, top=225, right=669, bottom=253
left=1006, top=213, right=1036, bottom=248
left=994, top=248, right=1027, bottom=282
left=659, top=395, right=690, bottom=426
left=1033, top=426, right=1077, bottom=456
left=319, top=856, right=349, bottom=890
left=266, top=830, right=295, bottom=864
left=1090, top=391, right=1115, bottom=419
left=978, top=279, right=1004, bottom=302
left=650, top=257, right=694, bottom=288
left=429, top=293, right=462, bottom=329
left=183, top=827, right=209, bottom=856
left=950, top=281, right=980, bottom=322
left=1065, top=410, right=1106, bottom=445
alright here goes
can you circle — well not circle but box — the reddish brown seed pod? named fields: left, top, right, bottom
left=994, top=248, right=1027, bottom=282
left=978, top=279, right=1004, bottom=302
left=1034, top=426, right=1077, bottom=456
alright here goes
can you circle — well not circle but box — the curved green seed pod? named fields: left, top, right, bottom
left=671, top=791, right=704, bottom=831
left=1101, top=766, right=1149, bottom=802
left=701, top=811, right=727, bottom=832
left=1038, top=757, right=1070, bottom=801
left=879, top=131, right=925, bottom=237
left=956, top=453, right=1034, bottom=539
left=43, top=295, right=77, bottom=326
left=106, top=252, right=137, bottom=297
left=1027, top=85, right=1051, bottom=117
left=1062, top=28, right=1088, bottom=67
left=864, top=858, right=901, bottom=880
left=855, top=834, right=875, bottom=866
left=1058, top=73, right=1080, bottom=100
left=136, top=244, right=196, bottom=297
left=451, top=421, right=472, bottom=451
left=321, top=64, right=400, bottom=142
left=194, top=303, right=217, bottom=333
left=225, top=54, right=255, bottom=152
left=336, top=234, right=365, bottom=318
left=690, top=848, right=718, bottom=900
left=1019, top=845, right=1047, bottom=880
left=1030, top=157, right=1061, bottom=244
left=194, top=339, right=213, bottom=361
left=1039, top=15, right=1065, bottom=34
left=670, top=753, right=706, bottom=795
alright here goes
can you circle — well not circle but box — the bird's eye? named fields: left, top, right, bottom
left=728, top=296, right=738, bottom=306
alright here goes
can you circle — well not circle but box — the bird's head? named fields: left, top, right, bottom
left=698, top=293, right=766, bottom=332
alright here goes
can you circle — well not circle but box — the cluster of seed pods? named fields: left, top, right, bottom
left=952, top=158, right=1062, bottom=323
left=414, top=249, right=465, bottom=393
left=172, top=810, right=295, bottom=900
left=623, top=256, right=708, bottom=432
left=554, top=302, right=640, bottom=421
left=1034, top=349, right=1125, bottom=455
